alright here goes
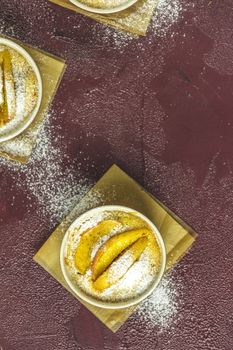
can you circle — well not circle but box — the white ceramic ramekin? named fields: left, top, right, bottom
left=0, top=37, right=42, bottom=143
left=60, top=205, right=166, bottom=309
left=69, top=0, right=138, bottom=14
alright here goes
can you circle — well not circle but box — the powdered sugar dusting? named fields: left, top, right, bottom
left=150, top=0, right=183, bottom=38
left=0, top=115, right=93, bottom=225
left=92, top=24, right=134, bottom=49
left=88, top=0, right=183, bottom=50
left=106, top=250, right=135, bottom=283
left=135, top=273, right=180, bottom=329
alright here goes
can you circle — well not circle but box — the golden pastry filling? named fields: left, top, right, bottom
left=65, top=211, right=162, bottom=302
left=0, top=45, right=39, bottom=130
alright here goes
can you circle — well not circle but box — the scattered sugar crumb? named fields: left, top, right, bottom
left=135, top=273, right=180, bottom=329
left=150, top=0, right=183, bottom=38
left=89, top=0, right=183, bottom=50
left=92, top=23, right=134, bottom=49
left=0, top=115, right=93, bottom=225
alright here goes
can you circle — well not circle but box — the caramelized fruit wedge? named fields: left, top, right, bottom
left=0, top=50, right=16, bottom=123
left=0, top=56, right=8, bottom=126
left=74, top=220, right=121, bottom=274
left=93, top=236, right=148, bottom=291
left=118, top=214, right=145, bottom=230
left=0, top=57, right=4, bottom=107
left=91, top=227, right=150, bottom=281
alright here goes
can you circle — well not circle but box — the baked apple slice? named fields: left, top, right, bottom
left=0, top=57, right=4, bottom=108
left=0, top=56, right=7, bottom=126
left=0, top=56, right=8, bottom=126
left=119, top=214, right=145, bottom=230
left=0, top=50, right=16, bottom=124
left=91, top=227, right=150, bottom=281
left=74, top=220, right=120, bottom=274
left=93, top=236, right=148, bottom=291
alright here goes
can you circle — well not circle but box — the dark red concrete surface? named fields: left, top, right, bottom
left=1, top=0, right=233, bottom=349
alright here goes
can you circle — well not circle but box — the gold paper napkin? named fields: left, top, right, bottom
left=0, top=36, right=66, bottom=164
left=49, top=0, right=160, bottom=36
left=34, top=165, right=197, bottom=332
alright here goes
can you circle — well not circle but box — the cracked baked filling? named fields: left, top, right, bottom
left=64, top=211, right=162, bottom=302
left=0, top=45, right=38, bottom=130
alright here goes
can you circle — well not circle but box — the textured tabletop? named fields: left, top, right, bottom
left=0, top=0, right=233, bottom=349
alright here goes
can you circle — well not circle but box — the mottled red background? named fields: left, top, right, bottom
left=0, top=0, right=233, bottom=349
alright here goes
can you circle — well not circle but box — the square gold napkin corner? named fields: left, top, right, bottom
left=34, top=164, right=197, bottom=332
left=49, top=0, right=160, bottom=36
left=0, top=36, right=66, bottom=164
